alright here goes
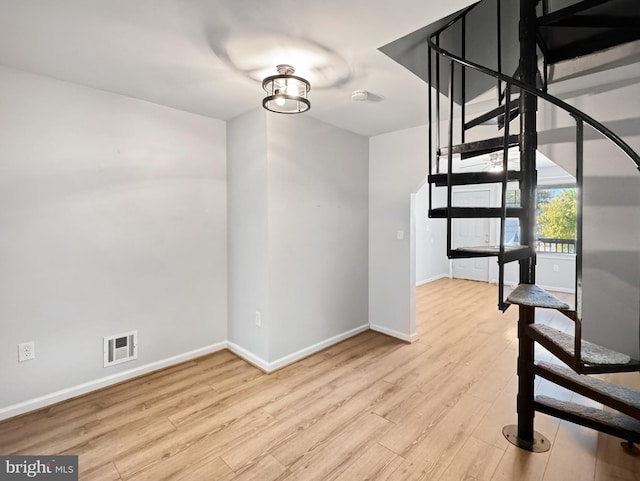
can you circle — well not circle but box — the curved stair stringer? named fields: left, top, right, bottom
left=425, top=0, right=640, bottom=454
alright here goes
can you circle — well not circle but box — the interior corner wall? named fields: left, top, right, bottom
left=369, top=125, right=448, bottom=341
left=0, top=66, right=227, bottom=414
left=266, top=114, right=369, bottom=364
left=227, top=109, right=270, bottom=363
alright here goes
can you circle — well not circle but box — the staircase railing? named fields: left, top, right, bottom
left=427, top=0, right=640, bottom=372
left=427, top=19, right=640, bottom=171
left=426, top=0, right=640, bottom=452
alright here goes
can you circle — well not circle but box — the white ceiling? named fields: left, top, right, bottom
left=0, top=0, right=477, bottom=137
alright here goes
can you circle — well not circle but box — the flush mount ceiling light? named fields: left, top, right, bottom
left=262, top=64, right=310, bottom=114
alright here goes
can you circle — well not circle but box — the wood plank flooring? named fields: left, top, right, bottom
left=1, top=278, right=639, bottom=480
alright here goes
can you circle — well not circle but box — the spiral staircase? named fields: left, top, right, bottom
left=425, top=0, right=640, bottom=452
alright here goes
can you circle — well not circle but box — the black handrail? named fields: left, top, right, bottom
left=575, top=117, right=584, bottom=371
left=498, top=83, right=513, bottom=310
left=427, top=14, right=640, bottom=170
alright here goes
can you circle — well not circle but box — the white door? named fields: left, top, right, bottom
left=452, top=189, right=491, bottom=282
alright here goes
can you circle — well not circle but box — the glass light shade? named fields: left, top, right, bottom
left=262, top=65, right=310, bottom=114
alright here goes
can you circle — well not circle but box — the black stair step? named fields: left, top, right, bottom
left=499, top=108, right=522, bottom=130
left=538, top=0, right=636, bottom=26
left=534, top=361, right=640, bottom=420
left=429, top=171, right=522, bottom=187
left=429, top=207, right=525, bottom=219
left=539, top=0, right=615, bottom=25
left=538, top=0, right=640, bottom=64
left=438, top=134, right=520, bottom=160
left=465, top=99, right=520, bottom=130
left=449, top=245, right=532, bottom=263
left=535, top=395, right=640, bottom=444
left=506, top=284, right=570, bottom=310
left=527, top=324, right=640, bottom=374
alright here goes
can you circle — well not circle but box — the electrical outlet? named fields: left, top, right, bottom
left=18, top=341, right=35, bottom=362
left=553, top=264, right=559, bottom=272
left=255, top=311, right=262, bottom=327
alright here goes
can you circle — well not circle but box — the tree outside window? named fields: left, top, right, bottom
left=536, top=186, right=577, bottom=253
left=504, top=185, right=577, bottom=253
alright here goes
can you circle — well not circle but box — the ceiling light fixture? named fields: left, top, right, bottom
left=262, top=64, right=310, bottom=114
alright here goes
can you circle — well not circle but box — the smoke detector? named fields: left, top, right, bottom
left=351, top=90, right=369, bottom=101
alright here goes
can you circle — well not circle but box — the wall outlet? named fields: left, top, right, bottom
left=553, top=264, right=559, bottom=272
left=18, top=341, right=35, bottom=362
left=255, top=311, right=262, bottom=327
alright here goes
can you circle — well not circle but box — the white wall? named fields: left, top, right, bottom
left=0, top=66, right=227, bottom=415
left=369, top=125, right=448, bottom=341
left=504, top=254, right=576, bottom=293
left=227, top=109, right=270, bottom=362
left=227, top=110, right=369, bottom=369
left=414, top=182, right=449, bottom=285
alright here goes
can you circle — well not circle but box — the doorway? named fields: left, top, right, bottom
left=452, top=188, right=491, bottom=282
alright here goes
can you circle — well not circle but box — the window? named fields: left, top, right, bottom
left=536, top=185, right=576, bottom=254
left=504, top=184, right=577, bottom=253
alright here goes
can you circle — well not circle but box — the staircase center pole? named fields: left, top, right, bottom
left=519, top=1, right=538, bottom=277
left=503, top=0, right=549, bottom=453
left=518, top=0, right=538, bottom=445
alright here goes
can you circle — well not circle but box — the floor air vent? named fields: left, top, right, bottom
left=104, top=330, right=138, bottom=367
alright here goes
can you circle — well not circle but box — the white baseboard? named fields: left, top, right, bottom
left=416, top=273, right=449, bottom=287
left=537, top=284, right=575, bottom=294
left=504, top=280, right=575, bottom=294
left=370, top=324, right=415, bottom=343
left=269, top=324, right=370, bottom=371
left=228, top=324, right=370, bottom=373
left=0, top=323, right=397, bottom=420
left=0, top=342, right=227, bottom=421
left=226, top=342, right=270, bottom=372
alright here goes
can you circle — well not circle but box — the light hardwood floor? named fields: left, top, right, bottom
left=1, top=278, right=639, bottom=480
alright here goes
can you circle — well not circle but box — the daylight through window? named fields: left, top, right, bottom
left=505, top=185, right=577, bottom=254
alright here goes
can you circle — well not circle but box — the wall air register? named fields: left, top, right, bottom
left=104, top=330, right=138, bottom=367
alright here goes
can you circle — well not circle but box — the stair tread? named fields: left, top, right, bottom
left=536, top=395, right=640, bottom=437
left=506, top=284, right=570, bottom=309
left=449, top=245, right=532, bottom=263
left=465, top=99, right=520, bottom=130
left=455, top=245, right=528, bottom=254
left=429, top=207, right=524, bottom=219
left=539, top=0, right=638, bottom=26
left=536, top=361, right=640, bottom=413
left=537, top=0, right=640, bottom=63
left=429, top=170, right=522, bottom=186
left=530, top=324, right=631, bottom=366
left=438, top=134, right=520, bottom=159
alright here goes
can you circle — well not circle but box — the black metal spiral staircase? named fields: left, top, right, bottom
left=426, top=0, right=640, bottom=452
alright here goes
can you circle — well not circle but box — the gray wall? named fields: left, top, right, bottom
left=379, top=0, right=520, bottom=105
left=539, top=77, right=640, bottom=359
left=0, top=66, right=228, bottom=412
left=267, top=114, right=369, bottom=362
left=227, top=110, right=369, bottom=368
